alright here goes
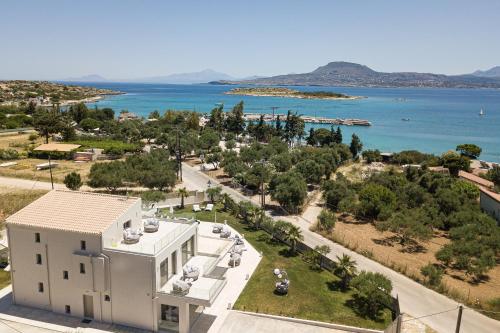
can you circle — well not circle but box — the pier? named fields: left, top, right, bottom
left=242, top=113, right=372, bottom=126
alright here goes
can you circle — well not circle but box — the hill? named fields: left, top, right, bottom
left=211, top=61, right=500, bottom=88
left=472, top=66, right=500, bottom=78
left=136, top=69, right=235, bottom=84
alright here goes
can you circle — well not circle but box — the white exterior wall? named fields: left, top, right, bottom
left=8, top=226, right=107, bottom=320
left=103, top=249, right=157, bottom=331
left=102, top=200, right=142, bottom=243
left=480, top=191, right=500, bottom=223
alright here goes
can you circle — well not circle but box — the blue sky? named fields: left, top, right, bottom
left=1, top=0, right=499, bottom=80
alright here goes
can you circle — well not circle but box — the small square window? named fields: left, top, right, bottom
left=63, top=271, right=69, bottom=280
left=65, top=305, right=71, bottom=314
left=36, top=254, right=42, bottom=265
left=38, top=282, right=44, bottom=293
left=80, top=240, right=86, bottom=251
left=80, top=263, right=85, bottom=274
left=104, top=295, right=110, bottom=302
left=35, top=233, right=40, bottom=243
left=123, top=220, right=131, bottom=229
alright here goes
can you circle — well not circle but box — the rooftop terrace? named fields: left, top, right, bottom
left=103, top=218, right=195, bottom=255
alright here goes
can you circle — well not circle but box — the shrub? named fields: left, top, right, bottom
left=63, top=172, right=82, bottom=191
left=420, top=263, right=444, bottom=286
left=317, top=209, right=336, bottom=232
left=362, top=149, right=382, bottom=163
left=141, top=190, right=166, bottom=204
left=28, top=133, right=39, bottom=141
left=350, top=271, right=393, bottom=318
left=0, top=148, right=19, bottom=160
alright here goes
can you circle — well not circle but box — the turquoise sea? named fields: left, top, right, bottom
left=76, top=82, right=500, bottom=162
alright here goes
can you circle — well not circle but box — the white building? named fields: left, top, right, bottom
left=6, top=190, right=234, bottom=332
left=480, top=187, right=500, bottom=224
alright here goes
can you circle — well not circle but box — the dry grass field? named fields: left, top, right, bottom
left=0, top=133, right=98, bottom=183
left=0, top=186, right=48, bottom=222
left=317, top=214, right=500, bottom=307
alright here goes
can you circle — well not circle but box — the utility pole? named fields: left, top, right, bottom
left=175, top=128, right=182, bottom=181
left=455, top=305, right=463, bottom=333
left=48, top=153, right=54, bottom=190
left=270, top=106, right=279, bottom=120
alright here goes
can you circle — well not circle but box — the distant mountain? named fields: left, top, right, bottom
left=211, top=61, right=500, bottom=88
left=471, top=66, right=500, bottom=78
left=136, top=69, right=235, bottom=84
left=63, top=74, right=108, bottom=82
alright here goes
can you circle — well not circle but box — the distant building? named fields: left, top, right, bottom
left=480, top=188, right=500, bottom=224
left=118, top=111, right=139, bottom=122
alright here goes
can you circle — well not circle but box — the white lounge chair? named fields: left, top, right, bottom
left=220, top=227, right=231, bottom=238
left=212, top=224, right=223, bottom=233
left=233, top=244, right=245, bottom=255
left=229, top=252, right=241, bottom=266
left=143, top=219, right=159, bottom=233
left=193, top=204, right=201, bottom=212
left=123, top=228, right=141, bottom=244
left=205, top=203, right=214, bottom=211
left=172, top=279, right=190, bottom=295
left=183, top=265, right=200, bottom=281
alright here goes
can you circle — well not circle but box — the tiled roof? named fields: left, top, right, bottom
left=458, top=170, right=494, bottom=189
left=34, top=143, right=81, bottom=152
left=480, top=187, right=500, bottom=203
left=6, top=190, right=139, bottom=234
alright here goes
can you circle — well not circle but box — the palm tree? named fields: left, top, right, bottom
left=284, top=223, right=303, bottom=253
left=254, top=208, right=266, bottom=230
left=335, top=254, right=357, bottom=289
left=220, top=193, right=233, bottom=211
left=177, top=187, right=189, bottom=209
left=206, top=186, right=222, bottom=203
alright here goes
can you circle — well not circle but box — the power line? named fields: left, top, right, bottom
left=402, top=306, right=459, bottom=322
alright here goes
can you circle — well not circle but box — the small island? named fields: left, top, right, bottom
left=225, top=87, right=363, bottom=100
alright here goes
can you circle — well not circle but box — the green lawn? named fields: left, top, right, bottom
left=0, top=271, right=10, bottom=289
left=168, top=204, right=392, bottom=330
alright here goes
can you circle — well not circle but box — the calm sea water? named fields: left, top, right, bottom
left=75, top=82, right=500, bottom=162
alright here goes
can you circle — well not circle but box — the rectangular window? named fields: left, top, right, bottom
left=36, top=254, right=42, bottom=265
left=160, top=258, right=168, bottom=287
left=123, top=220, right=131, bottom=229
left=80, top=263, right=85, bottom=274
left=35, top=233, right=40, bottom=243
left=63, top=271, right=69, bottom=280
left=80, top=240, right=86, bottom=251
left=171, top=251, right=177, bottom=276
left=104, top=295, right=110, bottom=302
left=38, top=282, right=44, bottom=293
left=182, top=238, right=194, bottom=266
left=65, top=305, right=71, bottom=314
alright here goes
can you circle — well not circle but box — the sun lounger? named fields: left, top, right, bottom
left=193, top=204, right=201, bottom=212
left=183, top=265, right=200, bottom=281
